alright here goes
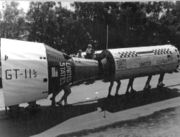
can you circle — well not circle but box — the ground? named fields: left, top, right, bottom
left=0, top=73, right=180, bottom=137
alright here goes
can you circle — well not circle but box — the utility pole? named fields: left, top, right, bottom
left=106, top=24, right=109, bottom=49
left=105, top=6, right=111, bottom=49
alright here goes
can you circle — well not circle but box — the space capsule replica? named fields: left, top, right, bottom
left=0, top=38, right=179, bottom=107
left=0, top=38, right=99, bottom=106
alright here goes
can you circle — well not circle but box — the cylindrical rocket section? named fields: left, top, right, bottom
left=47, top=44, right=180, bottom=93
left=71, top=57, right=99, bottom=84
left=98, top=45, right=180, bottom=81
left=46, top=49, right=100, bottom=92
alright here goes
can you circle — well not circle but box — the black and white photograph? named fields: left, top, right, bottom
left=0, top=0, right=180, bottom=137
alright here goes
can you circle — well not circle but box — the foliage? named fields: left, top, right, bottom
left=0, top=1, right=27, bottom=39
left=73, top=2, right=179, bottom=49
left=26, top=2, right=90, bottom=53
left=1, top=1, right=180, bottom=52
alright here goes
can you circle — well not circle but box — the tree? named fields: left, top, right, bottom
left=27, top=2, right=90, bottom=53
left=26, top=1, right=180, bottom=52
left=73, top=2, right=180, bottom=49
left=0, top=1, right=27, bottom=39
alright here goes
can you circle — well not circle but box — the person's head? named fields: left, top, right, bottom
left=61, top=49, right=65, bottom=53
left=88, top=44, right=92, bottom=48
left=78, top=49, right=82, bottom=53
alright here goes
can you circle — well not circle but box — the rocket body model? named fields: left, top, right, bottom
left=99, top=45, right=180, bottom=81
left=0, top=38, right=179, bottom=106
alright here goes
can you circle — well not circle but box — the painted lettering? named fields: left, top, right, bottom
left=5, top=69, right=12, bottom=80
left=140, top=61, right=151, bottom=67
left=25, top=69, right=27, bottom=78
left=29, top=69, right=31, bottom=78
left=59, top=62, right=72, bottom=85
left=5, top=68, right=38, bottom=80
left=13, top=69, right=20, bottom=79
left=32, top=69, right=37, bottom=78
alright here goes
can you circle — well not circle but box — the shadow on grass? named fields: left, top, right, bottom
left=1, top=87, right=180, bottom=137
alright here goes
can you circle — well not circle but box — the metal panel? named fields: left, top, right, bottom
left=1, top=38, right=49, bottom=106
left=72, top=57, right=99, bottom=84
left=108, top=45, right=179, bottom=80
